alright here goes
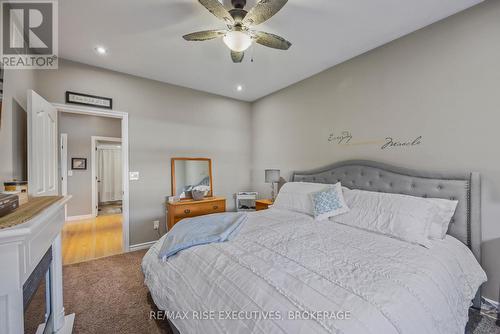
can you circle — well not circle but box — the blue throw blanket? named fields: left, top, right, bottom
left=158, top=212, right=248, bottom=260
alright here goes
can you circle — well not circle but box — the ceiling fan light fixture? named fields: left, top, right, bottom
left=223, top=31, right=252, bottom=52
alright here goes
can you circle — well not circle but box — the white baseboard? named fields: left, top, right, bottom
left=65, top=214, right=94, bottom=222
left=129, top=240, right=157, bottom=251
left=483, top=297, right=499, bottom=309
left=36, top=313, right=75, bottom=334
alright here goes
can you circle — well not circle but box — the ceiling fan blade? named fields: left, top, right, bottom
left=183, top=30, right=226, bottom=41
left=254, top=31, right=291, bottom=50
left=231, top=51, right=244, bottom=63
left=243, top=0, right=288, bottom=26
left=198, top=0, right=234, bottom=25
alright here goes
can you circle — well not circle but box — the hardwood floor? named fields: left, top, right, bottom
left=62, top=214, right=123, bottom=265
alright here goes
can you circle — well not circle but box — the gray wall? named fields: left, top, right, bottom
left=0, top=69, right=36, bottom=187
left=12, top=99, right=27, bottom=181
left=251, top=0, right=500, bottom=301
left=36, top=59, right=253, bottom=245
left=59, top=113, right=121, bottom=216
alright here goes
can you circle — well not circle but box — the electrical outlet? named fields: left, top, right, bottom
left=129, top=171, right=140, bottom=181
left=153, top=220, right=160, bottom=230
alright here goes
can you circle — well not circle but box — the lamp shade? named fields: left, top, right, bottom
left=265, top=169, right=280, bottom=183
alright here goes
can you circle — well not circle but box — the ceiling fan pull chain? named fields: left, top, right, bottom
left=251, top=44, right=255, bottom=63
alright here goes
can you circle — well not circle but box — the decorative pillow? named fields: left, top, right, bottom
left=332, top=189, right=437, bottom=247
left=426, top=198, right=458, bottom=239
left=310, top=183, right=349, bottom=221
left=272, top=182, right=332, bottom=216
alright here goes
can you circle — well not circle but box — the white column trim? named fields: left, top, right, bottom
left=50, top=233, right=65, bottom=331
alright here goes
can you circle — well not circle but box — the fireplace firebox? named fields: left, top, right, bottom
left=23, top=247, right=53, bottom=334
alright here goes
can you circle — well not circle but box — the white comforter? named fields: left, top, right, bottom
left=142, top=209, right=486, bottom=334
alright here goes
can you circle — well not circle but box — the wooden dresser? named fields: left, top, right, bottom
left=166, top=197, right=226, bottom=230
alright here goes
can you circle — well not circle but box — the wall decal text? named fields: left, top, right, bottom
left=381, top=136, right=422, bottom=150
left=328, top=131, right=353, bottom=145
left=328, top=130, right=423, bottom=150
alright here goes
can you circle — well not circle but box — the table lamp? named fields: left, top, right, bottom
left=265, top=169, right=280, bottom=201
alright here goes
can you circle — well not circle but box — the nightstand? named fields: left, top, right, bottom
left=255, top=199, right=273, bottom=211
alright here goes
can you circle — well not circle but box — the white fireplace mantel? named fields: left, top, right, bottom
left=0, top=196, right=74, bottom=334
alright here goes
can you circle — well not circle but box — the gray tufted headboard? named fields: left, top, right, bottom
left=291, top=160, right=481, bottom=264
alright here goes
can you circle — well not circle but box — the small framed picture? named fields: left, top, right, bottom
left=72, top=158, right=87, bottom=170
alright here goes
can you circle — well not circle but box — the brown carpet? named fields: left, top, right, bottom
left=63, top=250, right=172, bottom=334
left=26, top=250, right=173, bottom=334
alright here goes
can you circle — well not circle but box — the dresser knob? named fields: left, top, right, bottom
left=184, top=209, right=191, bottom=214
left=213, top=205, right=218, bottom=210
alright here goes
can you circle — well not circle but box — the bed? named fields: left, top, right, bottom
left=142, top=160, right=486, bottom=334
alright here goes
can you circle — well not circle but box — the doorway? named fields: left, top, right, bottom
left=92, top=136, right=122, bottom=217
left=56, top=104, right=129, bottom=265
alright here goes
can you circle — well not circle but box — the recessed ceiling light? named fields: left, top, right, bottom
left=95, top=46, right=107, bottom=55
left=236, top=85, right=243, bottom=92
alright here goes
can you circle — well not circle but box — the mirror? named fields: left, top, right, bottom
left=171, top=158, right=213, bottom=199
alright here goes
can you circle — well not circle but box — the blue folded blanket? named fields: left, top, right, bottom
left=158, top=212, right=248, bottom=260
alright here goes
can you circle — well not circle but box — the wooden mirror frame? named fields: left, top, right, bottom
left=171, top=157, right=213, bottom=199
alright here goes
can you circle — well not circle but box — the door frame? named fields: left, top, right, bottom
left=91, top=136, right=122, bottom=218
left=60, top=133, right=68, bottom=219
left=54, top=103, right=130, bottom=252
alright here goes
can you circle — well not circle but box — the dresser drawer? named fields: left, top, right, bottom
left=172, top=200, right=225, bottom=219
left=167, top=198, right=227, bottom=230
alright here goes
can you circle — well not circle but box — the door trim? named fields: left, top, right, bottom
left=91, top=136, right=121, bottom=218
left=60, top=133, right=68, bottom=219
left=54, top=103, right=131, bottom=253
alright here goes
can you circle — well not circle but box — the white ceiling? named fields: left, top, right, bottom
left=59, top=0, right=482, bottom=102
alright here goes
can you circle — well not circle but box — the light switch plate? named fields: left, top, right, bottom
left=129, top=171, right=140, bottom=181
left=68, top=170, right=73, bottom=177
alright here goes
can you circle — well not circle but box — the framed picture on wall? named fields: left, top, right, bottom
left=72, top=158, right=87, bottom=170
left=66, top=91, right=113, bottom=109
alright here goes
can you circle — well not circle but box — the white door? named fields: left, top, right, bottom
left=28, top=90, right=58, bottom=196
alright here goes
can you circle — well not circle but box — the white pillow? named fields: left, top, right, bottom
left=332, top=189, right=437, bottom=247
left=310, top=183, right=350, bottom=221
left=426, top=198, right=458, bottom=239
left=272, top=182, right=331, bottom=216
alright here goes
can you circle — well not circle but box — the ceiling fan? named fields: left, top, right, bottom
left=183, top=0, right=292, bottom=63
